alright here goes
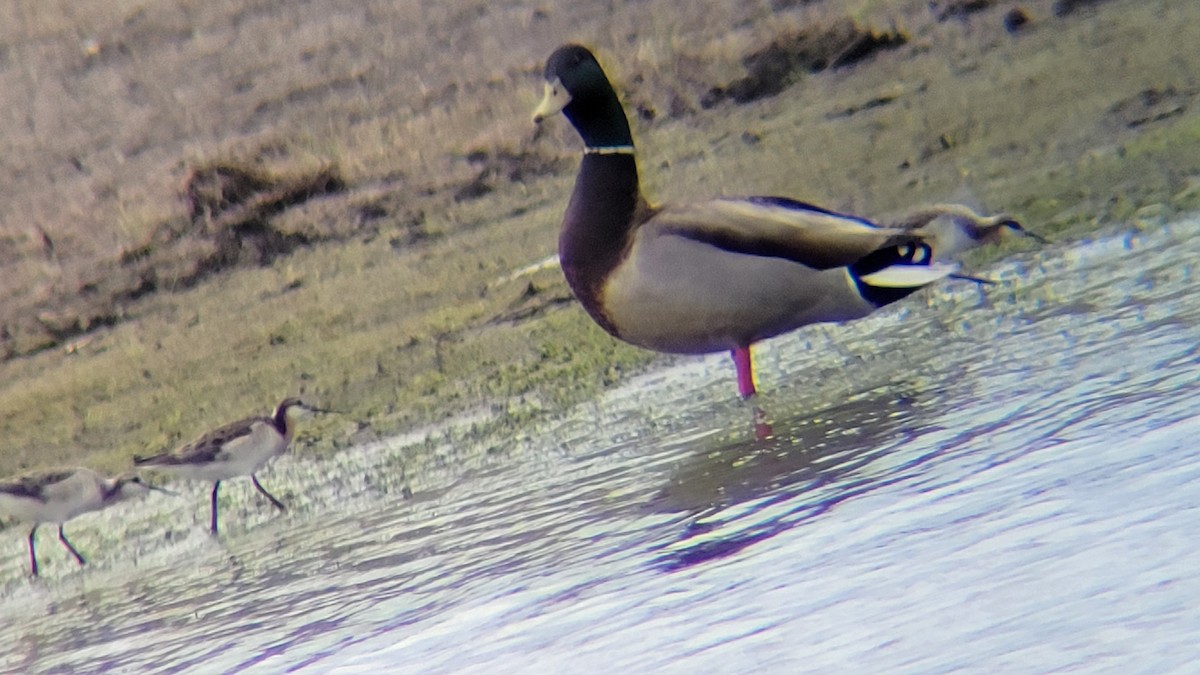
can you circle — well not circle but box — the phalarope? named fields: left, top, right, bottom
left=133, top=397, right=333, bottom=534
left=0, top=467, right=170, bottom=576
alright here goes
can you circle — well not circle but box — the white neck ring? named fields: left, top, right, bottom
left=584, top=145, right=635, bottom=155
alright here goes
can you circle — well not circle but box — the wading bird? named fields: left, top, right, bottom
left=533, top=44, right=1021, bottom=398
left=134, top=397, right=333, bottom=534
left=0, top=467, right=171, bottom=576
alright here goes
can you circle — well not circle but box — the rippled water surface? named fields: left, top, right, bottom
left=2, top=216, right=1199, bottom=673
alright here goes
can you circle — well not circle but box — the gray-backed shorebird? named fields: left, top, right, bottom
left=890, top=202, right=1047, bottom=260
left=0, top=467, right=170, bottom=576
left=133, top=397, right=332, bottom=534
left=532, top=44, right=1002, bottom=399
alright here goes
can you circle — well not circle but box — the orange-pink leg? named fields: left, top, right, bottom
left=731, top=346, right=757, bottom=398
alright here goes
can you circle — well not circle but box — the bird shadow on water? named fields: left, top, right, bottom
left=646, top=385, right=933, bottom=572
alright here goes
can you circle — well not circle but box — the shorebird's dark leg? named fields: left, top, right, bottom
left=58, top=525, right=87, bottom=567
left=732, top=346, right=757, bottom=399
left=251, top=475, right=287, bottom=512
left=210, top=481, right=221, bottom=534
left=28, top=526, right=39, bottom=577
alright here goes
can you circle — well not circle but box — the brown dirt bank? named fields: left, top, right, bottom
left=1, top=0, right=1198, bottom=477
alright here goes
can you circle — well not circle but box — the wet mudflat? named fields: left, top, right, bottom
left=1, top=214, right=1198, bottom=672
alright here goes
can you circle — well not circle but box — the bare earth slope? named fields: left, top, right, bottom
left=1, top=0, right=1198, bottom=474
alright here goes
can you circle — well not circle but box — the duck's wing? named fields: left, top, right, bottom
left=643, top=196, right=926, bottom=270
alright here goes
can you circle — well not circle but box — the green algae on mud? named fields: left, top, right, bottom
left=1, top=0, right=1199, bottom=479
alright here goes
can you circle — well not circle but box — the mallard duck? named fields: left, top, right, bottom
left=134, top=397, right=332, bottom=534
left=890, top=203, right=1047, bottom=260
left=0, top=467, right=170, bottom=576
left=532, top=44, right=965, bottom=398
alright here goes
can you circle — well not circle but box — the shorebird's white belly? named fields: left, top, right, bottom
left=0, top=474, right=105, bottom=524
left=163, top=423, right=288, bottom=482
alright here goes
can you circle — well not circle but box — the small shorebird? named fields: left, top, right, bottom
left=0, top=467, right=170, bottom=577
left=889, top=203, right=1048, bottom=260
left=133, top=397, right=331, bottom=534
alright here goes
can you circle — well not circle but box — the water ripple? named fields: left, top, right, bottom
left=2, top=216, right=1199, bottom=672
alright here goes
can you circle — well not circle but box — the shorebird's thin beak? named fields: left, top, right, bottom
left=305, top=405, right=343, bottom=415
left=1000, top=218, right=1050, bottom=245
left=950, top=272, right=997, bottom=286
left=147, top=484, right=179, bottom=496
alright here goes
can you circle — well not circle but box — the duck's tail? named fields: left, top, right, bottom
left=850, top=241, right=958, bottom=306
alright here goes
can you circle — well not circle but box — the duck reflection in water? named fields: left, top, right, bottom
left=650, top=387, right=925, bottom=571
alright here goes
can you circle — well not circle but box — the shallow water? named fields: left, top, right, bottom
left=1, top=215, right=1198, bottom=673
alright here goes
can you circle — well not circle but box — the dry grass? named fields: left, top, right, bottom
left=1, top=0, right=1199, bottom=475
